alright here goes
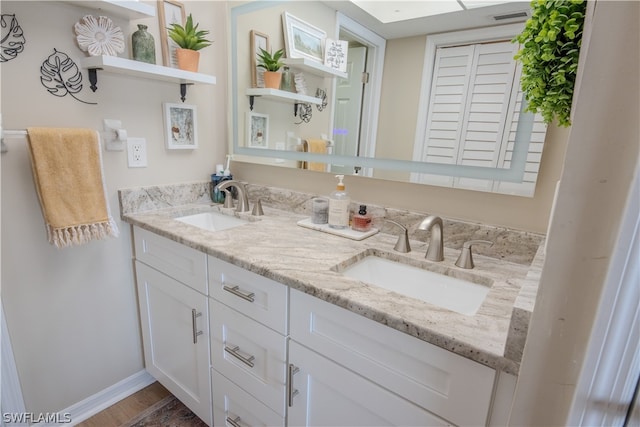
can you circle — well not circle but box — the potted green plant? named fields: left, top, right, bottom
left=167, top=13, right=212, bottom=72
left=256, top=47, right=284, bottom=89
left=512, top=0, right=586, bottom=127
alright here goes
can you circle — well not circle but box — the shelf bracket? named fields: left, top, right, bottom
left=249, top=95, right=255, bottom=111
left=87, top=69, right=194, bottom=102
left=88, top=68, right=100, bottom=92
left=179, top=83, right=194, bottom=102
left=294, top=103, right=299, bottom=116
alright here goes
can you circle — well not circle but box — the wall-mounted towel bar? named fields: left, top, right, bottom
left=1, top=130, right=28, bottom=153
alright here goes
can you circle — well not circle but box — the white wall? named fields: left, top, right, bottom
left=0, top=1, right=227, bottom=413
left=510, top=1, right=639, bottom=424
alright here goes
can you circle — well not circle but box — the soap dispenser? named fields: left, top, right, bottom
left=328, top=175, right=350, bottom=229
left=352, top=205, right=372, bottom=232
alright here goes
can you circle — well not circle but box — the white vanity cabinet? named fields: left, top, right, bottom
left=131, top=225, right=514, bottom=427
left=209, top=257, right=288, bottom=426
left=289, top=289, right=497, bottom=427
left=133, top=227, right=212, bottom=425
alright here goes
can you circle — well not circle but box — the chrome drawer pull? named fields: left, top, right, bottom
left=191, top=309, right=203, bottom=344
left=288, top=363, right=300, bottom=407
left=226, top=415, right=242, bottom=427
left=224, top=345, right=255, bottom=368
left=222, top=284, right=255, bottom=303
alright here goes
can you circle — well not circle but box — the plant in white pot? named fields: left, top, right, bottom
left=166, top=13, right=212, bottom=72
left=256, top=47, right=284, bottom=89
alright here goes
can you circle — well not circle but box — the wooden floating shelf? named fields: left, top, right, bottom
left=81, top=56, right=216, bottom=85
left=246, top=88, right=321, bottom=105
left=81, top=56, right=216, bottom=101
left=64, top=0, right=156, bottom=19
left=282, top=58, right=348, bottom=80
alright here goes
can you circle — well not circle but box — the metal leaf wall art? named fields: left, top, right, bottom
left=0, top=14, right=26, bottom=62
left=40, top=48, right=96, bottom=105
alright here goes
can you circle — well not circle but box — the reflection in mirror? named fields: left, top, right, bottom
left=230, top=1, right=547, bottom=197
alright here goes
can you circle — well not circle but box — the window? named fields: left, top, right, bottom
left=413, top=24, right=547, bottom=196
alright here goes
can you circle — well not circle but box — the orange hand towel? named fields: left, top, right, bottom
left=27, top=127, right=118, bottom=248
left=306, top=138, right=327, bottom=172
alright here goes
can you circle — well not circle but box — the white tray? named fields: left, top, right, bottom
left=297, top=218, right=378, bottom=241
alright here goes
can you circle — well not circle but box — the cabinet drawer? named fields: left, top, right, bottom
left=210, top=298, right=287, bottom=416
left=209, top=257, right=288, bottom=334
left=290, top=289, right=496, bottom=427
left=212, top=369, right=284, bottom=427
left=134, top=226, right=207, bottom=295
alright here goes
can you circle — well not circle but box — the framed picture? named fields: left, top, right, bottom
left=282, top=12, right=326, bottom=63
left=164, top=103, right=198, bottom=149
left=247, top=112, right=269, bottom=148
left=250, top=30, right=269, bottom=88
left=324, top=39, right=348, bottom=72
left=157, top=0, right=185, bottom=67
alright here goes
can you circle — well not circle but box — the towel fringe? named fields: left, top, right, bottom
left=47, top=220, right=119, bottom=249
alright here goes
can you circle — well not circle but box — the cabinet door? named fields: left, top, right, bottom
left=288, top=341, right=451, bottom=427
left=291, top=289, right=495, bottom=426
left=136, top=261, right=212, bottom=425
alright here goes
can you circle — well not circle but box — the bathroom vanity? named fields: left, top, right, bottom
left=121, top=182, right=543, bottom=427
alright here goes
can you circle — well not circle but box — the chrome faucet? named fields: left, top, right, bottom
left=418, top=215, right=444, bottom=261
left=215, top=180, right=250, bottom=212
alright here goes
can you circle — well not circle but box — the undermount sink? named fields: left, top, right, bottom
left=175, top=211, right=247, bottom=232
left=339, top=254, right=491, bottom=315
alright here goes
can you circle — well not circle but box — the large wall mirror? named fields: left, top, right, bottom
left=230, top=1, right=550, bottom=197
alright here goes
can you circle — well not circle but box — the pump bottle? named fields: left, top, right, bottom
left=328, top=175, right=350, bottom=229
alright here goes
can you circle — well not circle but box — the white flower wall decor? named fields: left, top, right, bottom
left=74, top=15, right=124, bottom=57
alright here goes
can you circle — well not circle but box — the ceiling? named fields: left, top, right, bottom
left=322, top=1, right=532, bottom=39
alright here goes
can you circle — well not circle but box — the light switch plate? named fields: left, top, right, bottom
left=103, top=119, right=124, bottom=151
left=127, top=138, right=147, bottom=168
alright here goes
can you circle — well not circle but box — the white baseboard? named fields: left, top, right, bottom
left=38, top=370, right=155, bottom=427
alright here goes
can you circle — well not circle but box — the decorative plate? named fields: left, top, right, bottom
left=74, top=15, right=124, bottom=57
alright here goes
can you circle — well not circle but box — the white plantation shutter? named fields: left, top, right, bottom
left=418, top=39, right=547, bottom=196
left=421, top=45, right=474, bottom=187
left=492, top=86, right=547, bottom=195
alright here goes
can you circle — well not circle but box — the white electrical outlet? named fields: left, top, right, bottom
left=127, top=138, right=147, bottom=168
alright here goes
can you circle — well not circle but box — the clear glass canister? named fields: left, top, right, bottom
left=280, top=66, right=294, bottom=92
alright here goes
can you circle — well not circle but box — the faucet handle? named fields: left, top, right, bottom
left=385, top=219, right=411, bottom=253
left=455, top=240, right=493, bottom=269
left=251, top=199, right=264, bottom=216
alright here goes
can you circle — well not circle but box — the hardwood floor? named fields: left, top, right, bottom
left=76, top=382, right=171, bottom=427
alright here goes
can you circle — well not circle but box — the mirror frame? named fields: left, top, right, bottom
left=230, top=1, right=535, bottom=183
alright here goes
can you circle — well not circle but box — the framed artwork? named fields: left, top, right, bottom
left=164, top=103, right=198, bottom=149
left=247, top=112, right=269, bottom=148
left=282, top=12, right=325, bottom=63
left=324, top=39, right=348, bottom=72
left=250, top=30, right=269, bottom=88
left=157, top=0, right=185, bottom=67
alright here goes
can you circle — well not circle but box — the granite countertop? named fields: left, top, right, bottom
left=121, top=191, right=542, bottom=375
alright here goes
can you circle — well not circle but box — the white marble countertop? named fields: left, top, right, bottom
left=122, top=200, right=538, bottom=375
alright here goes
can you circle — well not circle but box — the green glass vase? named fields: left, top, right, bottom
left=132, top=24, right=155, bottom=64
